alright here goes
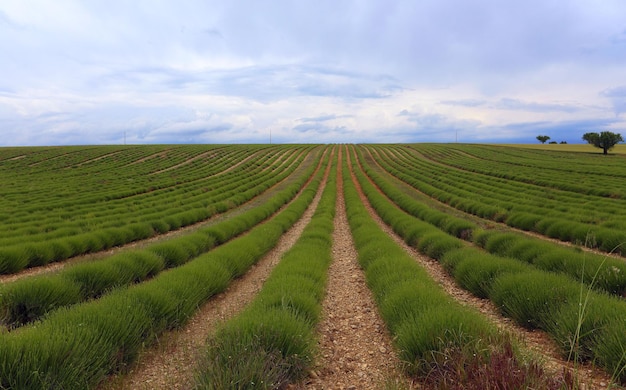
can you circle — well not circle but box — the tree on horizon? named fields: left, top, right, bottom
left=536, top=135, right=550, bottom=144
left=582, top=131, right=623, bottom=155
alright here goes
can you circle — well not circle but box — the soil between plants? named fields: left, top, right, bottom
left=103, top=148, right=416, bottom=390
left=28, top=145, right=620, bottom=389
left=292, top=149, right=415, bottom=390
left=0, top=148, right=314, bottom=285
left=99, top=149, right=330, bottom=389
left=351, top=149, right=617, bottom=390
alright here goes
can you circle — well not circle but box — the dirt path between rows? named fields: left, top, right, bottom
left=100, top=149, right=332, bottom=390
left=368, top=146, right=624, bottom=262
left=350, top=147, right=616, bottom=389
left=73, top=150, right=124, bottom=167
left=127, top=148, right=173, bottom=165
left=147, top=149, right=220, bottom=175
left=0, top=149, right=318, bottom=285
left=295, top=147, right=415, bottom=390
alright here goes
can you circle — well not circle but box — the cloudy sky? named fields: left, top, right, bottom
left=1, top=1, right=625, bottom=145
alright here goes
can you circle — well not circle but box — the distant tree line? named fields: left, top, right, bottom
left=536, top=131, right=623, bottom=154
left=536, top=135, right=566, bottom=144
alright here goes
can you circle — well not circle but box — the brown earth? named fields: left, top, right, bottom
left=0, top=148, right=314, bottom=285
left=104, top=146, right=619, bottom=389
left=292, top=147, right=416, bottom=390
left=100, top=148, right=331, bottom=389
left=350, top=146, right=618, bottom=390
left=103, top=146, right=416, bottom=390
left=6, top=145, right=622, bottom=389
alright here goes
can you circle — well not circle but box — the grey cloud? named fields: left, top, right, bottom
left=213, top=1, right=621, bottom=83
left=495, top=98, right=581, bottom=113
left=601, top=86, right=626, bottom=115
left=1, top=1, right=626, bottom=145
left=397, top=110, right=482, bottom=143
left=138, top=128, right=228, bottom=144
left=398, top=110, right=453, bottom=127
left=286, top=65, right=405, bottom=100
left=500, top=117, right=620, bottom=143
left=440, top=98, right=581, bottom=112
left=442, top=98, right=582, bottom=112
left=0, top=11, right=22, bottom=30
left=440, top=99, right=487, bottom=107
left=292, top=123, right=350, bottom=135
left=97, top=63, right=406, bottom=101
left=91, top=66, right=198, bottom=92
left=602, top=86, right=626, bottom=97
left=299, top=114, right=354, bottom=123
left=201, top=28, right=223, bottom=38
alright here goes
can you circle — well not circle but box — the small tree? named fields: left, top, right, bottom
left=536, top=135, right=550, bottom=144
left=582, top=131, right=623, bottom=155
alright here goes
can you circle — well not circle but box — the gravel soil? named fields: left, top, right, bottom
left=99, top=149, right=330, bottom=390
left=0, top=148, right=311, bottom=285
left=351, top=148, right=617, bottom=390
left=293, top=148, right=416, bottom=390
left=11, top=145, right=621, bottom=389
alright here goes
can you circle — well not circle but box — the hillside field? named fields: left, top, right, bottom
left=0, top=144, right=625, bottom=389
left=503, top=143, right=626, bottom=154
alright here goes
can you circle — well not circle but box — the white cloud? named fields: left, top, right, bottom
left=0, top=0, right=625, bottom=145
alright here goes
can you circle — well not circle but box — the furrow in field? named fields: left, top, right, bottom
left=147, top=149, right=220, bottom=175
left=127, top=148, right=176, bottom=165
left=380, top=145, right=626, bottom=256
left=0, top=147, right=317, bottom=284
left=0, top=147, right=329, bottom=389
left=100, top=147, right=333, bottom=390
left=352, top=146, right=615, bottom=389
left=27, top=147, right=98, bottom=167
left=301, top=146, right=412, bottom=389
left=364, top=146, right=626, bottom=263
left=72, top=150, right=125, bottom=167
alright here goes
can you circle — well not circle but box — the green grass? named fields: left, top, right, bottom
left=0, top=294, right=155, bottom=390
left=0, top=150, right=326, bottom=329
left=0, top=276, right=82, bottom=329
left=342, top=146, right=573, bottom=387
left=0, top=148, right=331, bottom=388
left=0, top=145, right=314, bottom=274
left=2, top=143, right=626, bottom=386
left=475, top=229, right=626, bottom=296
left=394, top=306, right=495, bottom=377
left=0, top=247, right=28, bottom=274
left=506, top=143, right=626, bottom=154
left=378, top=281, right=440, bottom=334
left=593, top=318, right=626, bottom=383
left=415, top=232, right=464, bottom=260
left=444, top=248, right=531, bottom=298
left=194, top=148, right=337, bottom=389
left=491, top=271, right=581, bottom=330
left=195, top=310, right=314, bottom=389
left=546, top=293, right=626, bottom=362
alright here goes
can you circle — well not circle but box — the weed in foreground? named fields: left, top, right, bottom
left=421, top=337, right=576, bottom=390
